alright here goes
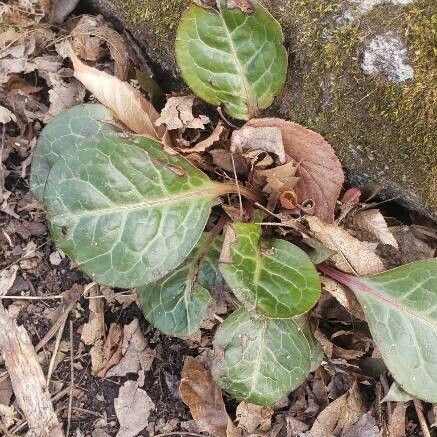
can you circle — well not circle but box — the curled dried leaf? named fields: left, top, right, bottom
left=180, top=356, right=235, bottom=437
left=156, top=95, right=210, bottom=131
left=246, top=118, right=344, bottom=223
left=70, top=48, right=171, bottom=146
left=307, top=216, right=384, bottom=275
left=231, top=125, right=285, bottom=164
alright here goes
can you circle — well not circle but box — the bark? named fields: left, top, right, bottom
left=0, top=304, right=64, bottom=437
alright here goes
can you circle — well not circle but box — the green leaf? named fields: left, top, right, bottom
left=138, top=235, right=224, bottom=337
left=211, top=307, right=311, bottom=406
left=382, top=382, right=414, bottom=403
left=175, top=0, right=287, bottom=120
left=320, top=260, right=437, bottom=403
left=30, top=104, right=118, bottom=202
left=294, top=315, right=324, bottom=372
left=219, top=222, right=321, bottom=318
left=42, top=132, right=221, bottom=288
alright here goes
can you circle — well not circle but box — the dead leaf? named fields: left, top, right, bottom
left=307, top=216, right=385, bottom=275
left=106, top=318, right=154, bottom=377
left=353, top=209, right=398, bottom=248
left=0, top=404, right=18, bottom=428
left=70, top=48, right=171, bottom=146
left=0, top=105, right=16, bottom=124
left=342, top=412, right=379, bottom=437
left=227, top=0, right=254, bottom=12
left=156, top=96, right=210, bottom=131
left=236, top=401, right=273, bottom=433
left=0, top=265, right=18, bottom=296
left=246, top=118, right=344, bottom=223
left=231, top=124, right=285, bottom=164
left=181, top=121, right=227, bottom=153
left=322, top=277, right=365, bottom=321
left=210, top=149, right=249, bottom=176
left=254, top=160, right=299, bottom=195
left=392, top=226, right=435, bottom=263
left=388, top=403, right=407, bottom=437
left=314, top=329, right=365, bottom=361
left=96, top=323, right=123, bottom=377
left=114, top=380, right=155, bottom=437
left=307, top=384, right=365, bottom=437
left=43, top=73, right=86, bottom=122
left=71, top=15, right=129, bottom=80
left=180, top=356, right=235, bottom=437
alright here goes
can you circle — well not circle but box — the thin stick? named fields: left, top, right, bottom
left=0, top=294, right=64, bottom=300
left=154, top=432, right=209, bottom=437
left=46, top=317, right=68, bottom=385
left=413, top=399, right=431, bottom=437
left=66, top=320, right=74, bottom=437
left=230, top=153, right=243, bottom=219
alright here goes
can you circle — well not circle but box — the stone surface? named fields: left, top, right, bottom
left=86, top=0, right=437, bottom=218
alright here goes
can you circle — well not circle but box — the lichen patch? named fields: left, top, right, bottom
left=362, top=33, right=414, bottom=83
left=351, top=0, right=414, bottom=12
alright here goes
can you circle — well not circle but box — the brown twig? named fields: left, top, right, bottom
left=66, top=320, right=75, bottom=437
left=0, top=304, right=64, bottom=437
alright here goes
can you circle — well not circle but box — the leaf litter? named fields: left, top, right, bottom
left=0, top=0, right=436, bottom=436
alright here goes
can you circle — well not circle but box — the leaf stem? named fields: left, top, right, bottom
left=214, top=182, right=264, bottom=204
left=317, top=263, right=357, bottom=288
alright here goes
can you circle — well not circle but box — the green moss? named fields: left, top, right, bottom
left=121, top=0, right=190, bottom=61
left=269, top=0, right=436, bottom=211
left=93, top=0, right=436, bottom=214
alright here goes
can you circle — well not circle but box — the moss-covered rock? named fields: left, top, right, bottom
left=87, top=0, right=436, bottom=218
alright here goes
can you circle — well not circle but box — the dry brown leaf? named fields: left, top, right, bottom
left=96, top=323, right=123, bottom=377
left=114, top=380, right=155, bottom=437
left=210, top=149, right=249, bottom=176
left=254, top=160, right=299, bottom=194
left=0, top=105, right=16, bottom=124
left=181, top=121, right=227, bottom=153
left=246, top=118, right=344, bottom=223
left=322, top=277, right=365, bottom=320
left=308, top=384, right=364, bottom=437
left=156, top=95, right=210, bottom=131
left=70, top=49, right=171, bottom=146
left=227, top=0, right=255, bottom=12
left=392, top=226, right=435, bottom=263
left=236, top=401, right=273, bottom=433
left=0, top=404, right=18, bottom=429
left=353, top=209, right=398, bottom=248
left=180, top=356, right=236, bottom=437
left=231, top=124, right=285, bottom=164
left=314, top=329, right=365, bottom=361
left=307, top=216, right=385, bottom=275
left=43, top=73, right=86, bottom=122
left=106, top=318, right=154, bottom=378
left=71, top=15, right=129, bottom=80
left=342, top=412, right=379, bottom=437
left=0, top=265, right=18, bottom=296
left=388, top=403, right=407, bottom=437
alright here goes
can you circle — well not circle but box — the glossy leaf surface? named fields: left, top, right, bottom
left=212, top=308, right=311, bottom=406
left=30, top=104, right=118, bottom=201
left=219, top=223, right=321, bottom=318
left=323, top=260, right=437, bottom=403
left=138, top=236, right=223, bottom=337
left=43, top=133, right=218, bottom=288
left=176, top=1, right=287, bottom=120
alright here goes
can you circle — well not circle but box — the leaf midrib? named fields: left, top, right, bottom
left=47, top=186, right=216, bottom=220
left=218, top=8, right=256, bottom=116
left=353, top=277, right=437, bottom=330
